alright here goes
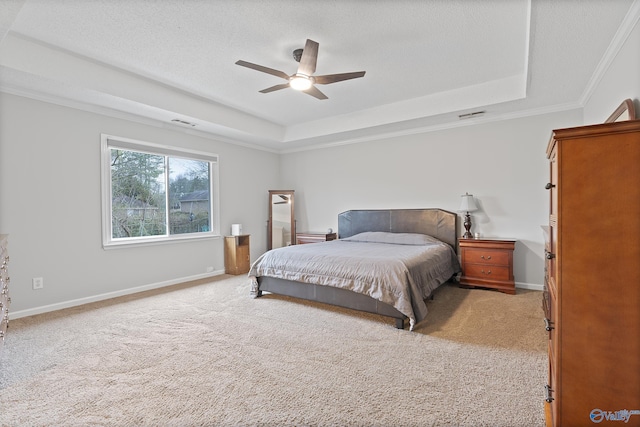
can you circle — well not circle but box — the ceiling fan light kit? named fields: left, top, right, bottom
left=289, top=74, right=313, bottom=91
left=236, top=39, right=365, bottom=100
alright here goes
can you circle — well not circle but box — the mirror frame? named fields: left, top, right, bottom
left=267, top=190, right=295, bottom=250
left=605, top=99, right=636, bottom=123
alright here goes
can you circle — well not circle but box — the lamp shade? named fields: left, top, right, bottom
left=458, top=193, right=478, bottom=212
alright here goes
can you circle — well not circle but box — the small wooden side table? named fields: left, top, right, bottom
left=224, top=235, right=250, bottom=275
left=459, top=238, right=516, bottom=294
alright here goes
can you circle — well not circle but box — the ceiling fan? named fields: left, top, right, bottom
left=273, top=195, right=291, bottom=204
left=235, top=39, right=366, bottom=100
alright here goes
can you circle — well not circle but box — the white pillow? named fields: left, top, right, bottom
left=342, top=231, right=442, bottom=245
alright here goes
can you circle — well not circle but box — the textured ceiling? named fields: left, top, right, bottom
left=0, top=0, right=638, bottom=152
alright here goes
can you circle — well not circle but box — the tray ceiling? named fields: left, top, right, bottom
left=0, top=0, right=637, bottom=152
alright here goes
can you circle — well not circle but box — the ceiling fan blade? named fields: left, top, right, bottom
left=297, top=39, right=319, bottom=76
left=235, top=60, right=290, bottom=80
left=314, top=71, right=366, bottom=85
left=259, top=83, right=291, bottom=93
left=303, top=85, right=328, bottom=100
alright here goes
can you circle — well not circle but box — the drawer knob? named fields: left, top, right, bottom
left=545, top=182, right=556, bottom=190
left=480, top=255, right=492, bottom=260
left=481, top=270, right=492, bottom=275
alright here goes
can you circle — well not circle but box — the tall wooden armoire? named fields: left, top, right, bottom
left=543, top=119, right=640, bottom=426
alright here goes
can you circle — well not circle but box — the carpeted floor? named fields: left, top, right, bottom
left=0, top=275, right=547, bottom=426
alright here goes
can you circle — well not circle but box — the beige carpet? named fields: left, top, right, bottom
left=0, top=275, right=547, bottom=426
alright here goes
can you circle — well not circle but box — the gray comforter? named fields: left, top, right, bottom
left=248, top=232, right=461, bottom=330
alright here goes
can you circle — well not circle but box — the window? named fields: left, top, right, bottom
left=101, top=134, right=219, bottom=248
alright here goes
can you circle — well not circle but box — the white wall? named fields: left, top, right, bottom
left=281, top=111, right=582, bottom=288
left=584, top=10, right=640, bottom=123
left=0, top=94, right=279, bottom=316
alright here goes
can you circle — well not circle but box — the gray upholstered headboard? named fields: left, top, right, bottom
left=337, top=208, right=458, bottom=251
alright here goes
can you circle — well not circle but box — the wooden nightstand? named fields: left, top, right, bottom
left=296, top=231, right=337, bottom=244
left=459, top=238, right=516, bottom=294
left=224, top=235, right=250, bottom=275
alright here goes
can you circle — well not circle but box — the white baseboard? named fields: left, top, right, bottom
left=516, top=282, right=543, bottom=291
left=10, top=273, right=542, bottom=320
left=10, top=270, right=226, bottom=320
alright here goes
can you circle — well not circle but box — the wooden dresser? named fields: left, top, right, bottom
left=543, top=120, right=640, bottom=427
left=224, top=235, right=250, bottom=275
left=296, top=231, right=337, bottom=244
left=459, top=238, right=516, bottom=294
left=0, top=234, right=10, bottom=342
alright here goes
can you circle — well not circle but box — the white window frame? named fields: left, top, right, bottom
left=101, top=134, right=220, bottom=249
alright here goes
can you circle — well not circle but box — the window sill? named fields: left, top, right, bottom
left=102, top=232, right=221, bottom=250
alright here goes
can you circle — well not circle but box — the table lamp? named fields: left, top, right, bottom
left=458, top=192, right=478, bottom=239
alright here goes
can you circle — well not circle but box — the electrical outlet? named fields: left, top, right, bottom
left=206, top=266, right=214, bottom=273
left=32, top=277, right=44, bottom=290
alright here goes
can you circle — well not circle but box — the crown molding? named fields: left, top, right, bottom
left=579, top=0, right=640, bottom=106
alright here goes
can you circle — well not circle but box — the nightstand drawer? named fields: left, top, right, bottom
left=463, top=264, right=511, bottom=281
left=461, top=248, right=509, bottom=266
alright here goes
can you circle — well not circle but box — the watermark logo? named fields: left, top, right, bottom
left=590, top=408, right=640, bottom=423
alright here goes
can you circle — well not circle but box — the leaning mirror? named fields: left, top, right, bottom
left=605, top=99, right=636, bottom=123
left=268, top=190, right=295, bottom=250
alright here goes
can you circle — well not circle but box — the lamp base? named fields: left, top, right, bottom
left=463, top=212, right=473, bottom=239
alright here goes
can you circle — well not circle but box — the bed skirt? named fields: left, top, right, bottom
left=254, top=276, right=407, bottom=329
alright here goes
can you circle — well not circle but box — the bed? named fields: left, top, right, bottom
left=248, top=208, right=461, bottom=330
